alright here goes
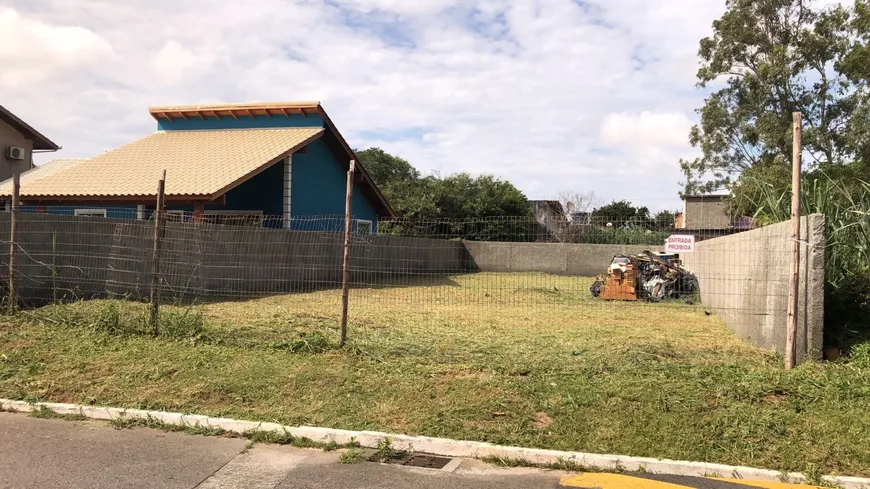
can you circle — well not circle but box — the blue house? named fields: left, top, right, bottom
left=0, top=102, right=393, bottom=232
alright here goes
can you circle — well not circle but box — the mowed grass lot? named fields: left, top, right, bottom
left=2, top=272, right=870, bottom=476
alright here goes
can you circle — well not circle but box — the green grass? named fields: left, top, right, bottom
left=28, top=405, right=87, bottom=422
left=339, top=447, right=366, bottom=464
left=106, top=412, right=357, bottom=450
left=1, top=273, right=870, bottom=477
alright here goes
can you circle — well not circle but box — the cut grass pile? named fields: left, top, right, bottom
left=1, top=273, right=870, bottom=477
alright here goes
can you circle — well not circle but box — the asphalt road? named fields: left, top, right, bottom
left=0, top=412, right=825, bottom=489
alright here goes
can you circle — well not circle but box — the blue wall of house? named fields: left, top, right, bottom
left=157, top=114, right=324, bottom=131
left=157, top=112, right=379, bottom=231
left=166, top=161, right=284, bottom=219
left=291, top=139, right=378, bottom=232
left=20, top=205, right=139, bottom=220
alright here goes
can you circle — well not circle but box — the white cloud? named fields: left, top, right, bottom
left=152, top=40, right=213, bottom=86
left=3, top=0, right=730, bottom=211
left=601, top=111, right=694, bottom=147
left=0, top=7, right=114, bottom=87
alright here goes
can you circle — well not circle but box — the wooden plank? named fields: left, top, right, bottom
left=193, top=201, right=205, bottom=223
left=786, top=112, right=802, bottom=369
left=149, top=170, right=166, bottom=336
left=8, top=171, right=19, bottom=313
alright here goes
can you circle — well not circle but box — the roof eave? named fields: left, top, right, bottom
left=315, top=106, right=396, bottom=217
left=148, top=102, right=322, bottom=123
left=0, top=105, right=60, bottom=151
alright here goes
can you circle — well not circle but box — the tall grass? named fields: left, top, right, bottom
left=744, top=172, right=870, bottom=348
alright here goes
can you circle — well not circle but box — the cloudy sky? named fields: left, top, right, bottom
left=1, top=0, right=727, bottom=211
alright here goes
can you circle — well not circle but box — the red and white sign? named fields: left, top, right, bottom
left=665, top=235, right=695, bottom=253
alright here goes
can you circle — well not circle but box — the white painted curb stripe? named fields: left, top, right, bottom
left=2, top=399, right=866, bottom=489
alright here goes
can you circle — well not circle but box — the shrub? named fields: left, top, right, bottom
left=743, top=171, right=870, bottom=348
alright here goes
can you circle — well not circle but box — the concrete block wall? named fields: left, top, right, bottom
left=681, top=214, right=825, bottom=363
left=463, top=241, right=651, bottom=276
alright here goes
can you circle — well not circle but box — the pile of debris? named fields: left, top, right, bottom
left=590, top=251, right=698, bottom=301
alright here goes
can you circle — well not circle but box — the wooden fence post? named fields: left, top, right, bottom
left=7, top=172, right=19, bottom=314
left=339, top=159, right=355, bottom=347
left=786, top=112, right=802, bottom=369
left=149, top=170, right=166, bottom=336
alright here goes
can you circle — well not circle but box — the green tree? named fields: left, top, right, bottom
left=592, top=200, right=650, bottom=226
left=355, top=148, right=437, bottom=218
left=355, top=148, right=419, bottom=187
left=355, top=148, right=530, bottom=220
left=680, top=0, right=858, bottom=196
left=840, top=0, right=870, bottom=169
left=433, top=173, right=530, bottom=218
left=653, top=210, right=677, bottom=229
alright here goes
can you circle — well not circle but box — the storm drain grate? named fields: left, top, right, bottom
left=368, top=453, right=453, bottom=469
left=401, top=455, right=452, bottom=469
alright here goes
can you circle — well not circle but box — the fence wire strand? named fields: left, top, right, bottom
left=0, top=207, right=814, bottom=356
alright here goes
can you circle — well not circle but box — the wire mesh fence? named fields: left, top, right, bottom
left=0, top=207, right=824, bottom=362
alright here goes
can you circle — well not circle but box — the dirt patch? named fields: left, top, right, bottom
left=761, top=392, right=788, bottom=405
left=534, top=412, right=553, bottom=429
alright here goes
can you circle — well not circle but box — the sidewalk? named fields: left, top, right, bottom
left=0, top=412, right=831, bottom=489
left=0, top=412, right=560, bottom=489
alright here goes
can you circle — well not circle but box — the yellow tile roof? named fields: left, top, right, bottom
left=18, top=158, right=89, bottom=186
left=0, top=127, right=324, bottom=200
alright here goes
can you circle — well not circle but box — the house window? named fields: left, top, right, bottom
left=203, top=210, right=264, bottom=227
left=356, top=219, right=373, bottom=235
left=74, top=208, right=107, bottom=218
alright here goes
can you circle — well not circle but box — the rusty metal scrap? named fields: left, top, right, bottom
left=590, top=251, right=698, bottom=301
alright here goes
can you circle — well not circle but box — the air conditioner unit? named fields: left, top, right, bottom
left=5, top=147, right=24, bottom=160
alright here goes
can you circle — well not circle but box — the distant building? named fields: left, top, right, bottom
left=680, top=194, right=731, bottom=230
left=567, top=211, right=591, bottom=225
left=678, top=194, right=754, bottom=230
left=0, top=104, right=59, bottom=182
left=732, top=215, right=755, bottom=230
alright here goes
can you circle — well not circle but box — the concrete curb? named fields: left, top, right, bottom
left=2, top=399, right=867, bottom=489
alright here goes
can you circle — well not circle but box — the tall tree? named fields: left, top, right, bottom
left=355, top=148, right=419, bottom=187
left=355, top=148, right=530, bottom=219
left=680, top=0, right=858, bottom=196
left=434, top=173, right=530, bottom=218
left=840, top=0, right=870, bottom=169
left=355, top=147, right=437, bottom=218
left=592, top=200, right=650, bottom=226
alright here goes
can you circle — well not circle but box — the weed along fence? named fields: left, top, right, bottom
left=0, top=210, right=825, bottom=364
